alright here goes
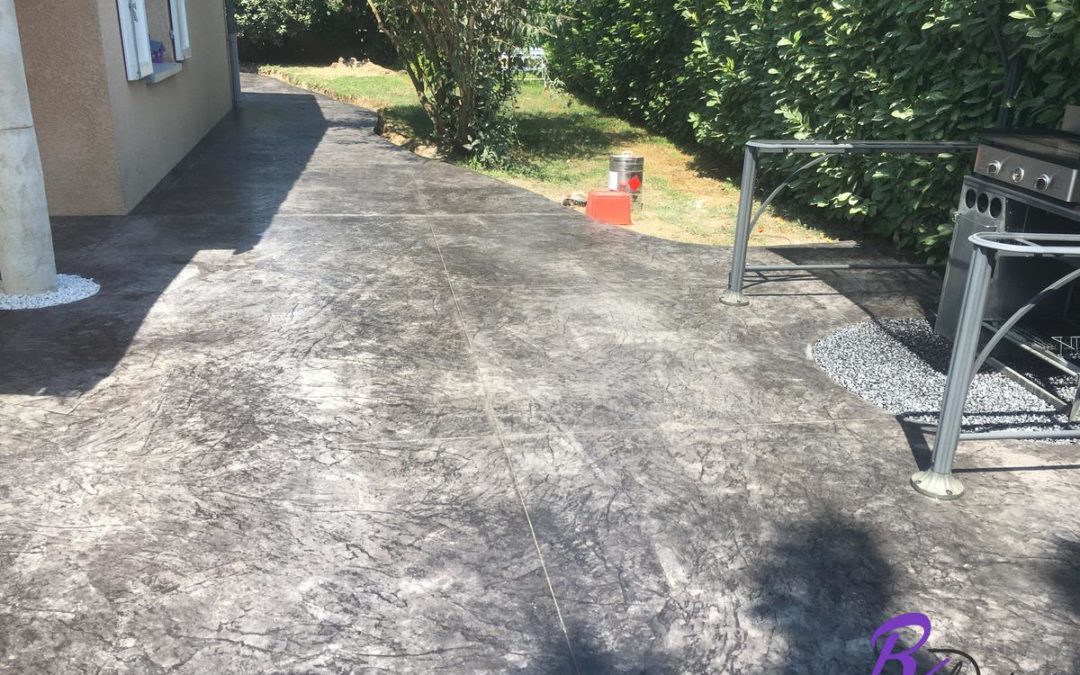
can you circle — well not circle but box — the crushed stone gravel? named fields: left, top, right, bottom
left=813, top=317, right=1079, bottom=436
left=0, top=274, right=100, bottom=310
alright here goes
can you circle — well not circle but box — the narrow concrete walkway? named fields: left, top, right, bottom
left=0, top=75, right=1077, bottom=673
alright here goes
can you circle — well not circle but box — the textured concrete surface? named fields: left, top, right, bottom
left=0, top=75, right=1077, bottom=673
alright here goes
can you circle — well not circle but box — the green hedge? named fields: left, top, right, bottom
left=235, top=0, right=393, bottom=64
left=549, top=1, right=1080, bottom=259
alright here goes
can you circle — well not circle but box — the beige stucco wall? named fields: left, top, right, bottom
left=14, top=0, right=232, bottom=216
left=14, top=0, right=125, bottom=215
left=98, top=0, right=232, bottom=212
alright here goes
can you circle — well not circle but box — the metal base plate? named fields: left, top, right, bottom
left=720, top=290, right=749, bottom=307
left=911, top=470, right=966, bottom=500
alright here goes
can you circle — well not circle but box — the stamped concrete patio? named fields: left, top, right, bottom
left=1, top=75, right=1077, bottom=673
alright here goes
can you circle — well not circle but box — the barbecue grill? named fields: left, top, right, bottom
left=935, top=106, right=1080, bottom=418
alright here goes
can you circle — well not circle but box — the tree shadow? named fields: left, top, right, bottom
left=0, top=76, right=340, bottom=396
left=513, top=111, right=649, bottom=163
left=527, top=624, right=676, bottom=675
left=378, top=103, right=435, bottom=149
left=750, top=511, right=947, bottom=674
left=377, top=100, right=650, bottom=172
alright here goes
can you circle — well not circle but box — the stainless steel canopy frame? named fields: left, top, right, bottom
left=721, top=139, right=977, bottom=306
left=912, top=232, right=1080, bottom=500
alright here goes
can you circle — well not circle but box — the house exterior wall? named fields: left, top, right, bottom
left=14, top=0, right=125, bottom=215
left=13, top=0, right=232, bottom=216
left=99, top=0, right=232, bottom=213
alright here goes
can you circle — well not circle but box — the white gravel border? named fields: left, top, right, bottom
left=0, top=274, right=100, bottom=310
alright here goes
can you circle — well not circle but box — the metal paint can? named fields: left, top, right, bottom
left=608, top=152, right=644, bottom=208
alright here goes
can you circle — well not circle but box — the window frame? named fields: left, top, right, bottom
left=117, top=0, right=192, bottom=82
left=169, top=0, right=192, bottom=62
left=116, top=0, right=154, bottom=81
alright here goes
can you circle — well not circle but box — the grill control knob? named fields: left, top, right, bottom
left=987, top=160, right=1002, bottom=176
left=1035, top=174, right=1053, bottom=191
left=1011, top=167, right=1025, bottom=183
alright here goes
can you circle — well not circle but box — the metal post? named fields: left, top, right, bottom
left=0, top=0, right=57, bottom=296
left=721, top=146, right=757, bottom=306
left=911, top=244, right=995, bottom=500
left=223, top=0, right=242, bottom=108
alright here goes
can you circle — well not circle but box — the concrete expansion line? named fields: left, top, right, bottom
left=425, top=222, right=582, bottom=674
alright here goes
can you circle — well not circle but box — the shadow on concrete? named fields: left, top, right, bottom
left=898, top=418, right=936, bottom=471
left=750, top=511, right=948, bottom=674
left=739, top=244, right=939, bottom=312
left=1046, top=537, right=1080, bottom=671
left=741, top=244, right=948, bottom=473
left=955, top=462, right=1080, bottom=473
left=0, top=84, right=330, bottom=396
left=527, top=623, right=676, bottom=675
left=513, top=110, right=648, bottom=163
left=529, top=628, right=625, bottom=675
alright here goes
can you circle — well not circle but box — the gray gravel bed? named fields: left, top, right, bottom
left=813, top=317, right=1079, bottom=436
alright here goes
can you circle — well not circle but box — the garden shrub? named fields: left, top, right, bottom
left=548, top=0, right=696, bottom=141
left=367, top=0, right=550, bottom=165
left=550, top=0, right=1080, bottom=260
left=235, top=0, right=392, bottom=64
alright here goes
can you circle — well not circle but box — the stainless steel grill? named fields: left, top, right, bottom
left=974, top=130, right=1080, bottom=202
left=936, top=106, right=1080, bottom=418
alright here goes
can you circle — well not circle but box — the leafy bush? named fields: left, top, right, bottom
left=550, top=0, right=1080, bottom=259
left=367, top=1, right=549, bottom=164
left=547, top=0, right=695, bottom=140
left=235, top=0, right=391, bottom=64
left=236, top=0, right=342, bottom=44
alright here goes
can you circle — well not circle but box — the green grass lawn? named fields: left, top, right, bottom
left=259, top=64, right=836, bottom=247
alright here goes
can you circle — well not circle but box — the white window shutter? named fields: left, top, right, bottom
left=117, top=0, right=153, bottom=80
left=170, top=0, right=192, bottom=61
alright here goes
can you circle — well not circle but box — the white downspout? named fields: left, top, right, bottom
left=0, top=0, right=58, bottom=296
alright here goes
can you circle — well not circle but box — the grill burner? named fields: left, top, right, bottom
left=975, top=130, right=1080, bottom=202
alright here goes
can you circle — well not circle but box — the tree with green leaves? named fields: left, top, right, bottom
left=235, top=0, right=346, bottom=44
left=549, top=0, right=1080, bottom=261
left=235, top=0, right=391, bottom=63
left=366, top=0, right=548, bottom=164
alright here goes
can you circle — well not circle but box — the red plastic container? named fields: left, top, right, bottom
left=585, top=190, right=632, bottom=226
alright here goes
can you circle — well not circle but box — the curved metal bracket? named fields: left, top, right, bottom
left=970, top=266, right=1080, bottom=380
left=742, top=154, right=831, bottom=246
left=966, top=232, right=1080, bottom=384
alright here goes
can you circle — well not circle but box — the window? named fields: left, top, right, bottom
left=116, top=0, right=191, bottom=82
